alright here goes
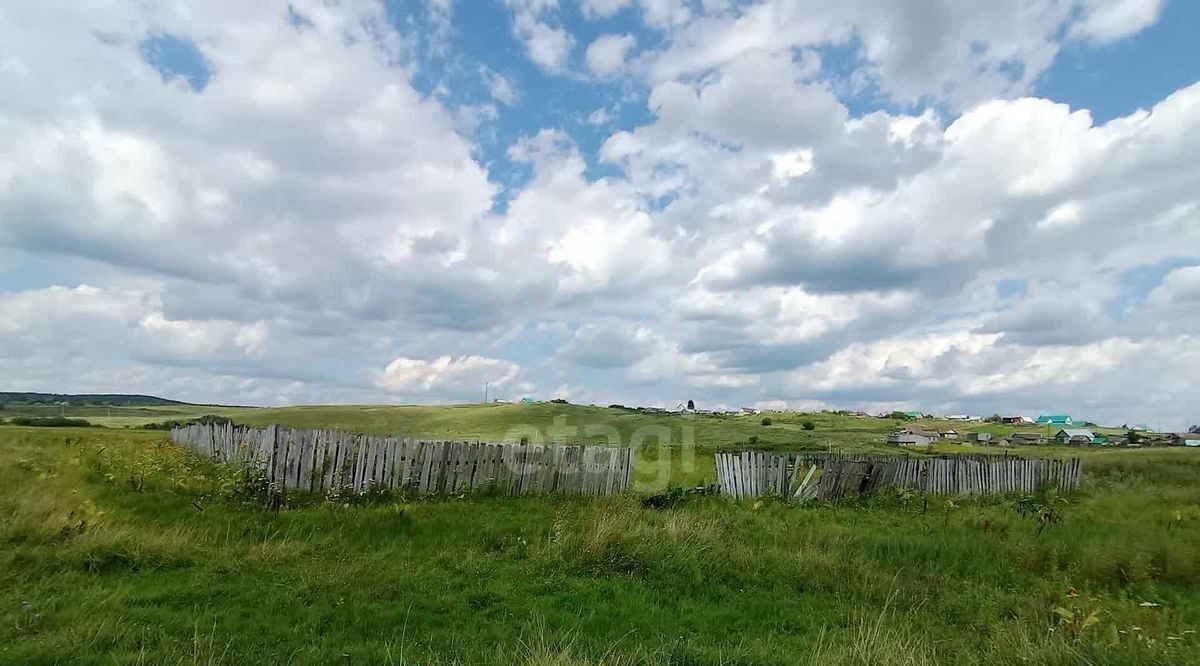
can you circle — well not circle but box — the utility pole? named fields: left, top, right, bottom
left=484, top=381, right=489, bottom=404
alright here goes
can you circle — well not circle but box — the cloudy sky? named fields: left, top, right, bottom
left=2, top=1, right=1198, bottom=428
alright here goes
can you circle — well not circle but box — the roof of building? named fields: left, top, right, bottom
left=890, top=429, right=937, bottom=438
left=1037, top=415, right=1072, bottom=423
left=1057, top=428, right=1095, bottom=439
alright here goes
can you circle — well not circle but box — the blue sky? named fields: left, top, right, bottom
left=1, top=0, right=1199, bottom=429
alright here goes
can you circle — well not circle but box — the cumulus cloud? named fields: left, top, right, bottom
left=505, top=0, right=574, bottom=72
left=581, top=0, right=633, bottom=20
left=585, top=33, right=636, bottom=77
left=376, top=355, right=521, bottom=399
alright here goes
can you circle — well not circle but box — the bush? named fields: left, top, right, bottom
left=549, top=398, right=568, bottom=404
left=802, top=420, right=816, bottom=430
left=7, top=416, right=95, bottom=428
left=761, top=417, right=773, bottom=426
left=608, top=404, right=627, bottom=410
left=143, top=414, right=233, bottom=430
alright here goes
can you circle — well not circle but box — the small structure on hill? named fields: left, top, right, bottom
left=1169, top=433, right=1200, bottom=446
left=968, top=432, right=992, bottom=443
left=1037, top=415, right=1073, bottom=426
left=940, top=429, right=960, bottom=440
left=1012, top=432, right=1047, bottom=445
left=887, top=427, right=939, bottom=447
left=1003, top=415, right=1034, bottom=425
left=1055, top=428, right=1096, bottom=445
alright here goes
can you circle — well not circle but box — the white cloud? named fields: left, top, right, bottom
left=1070, top=0, right=1165, bottom=42
left=485, top=69, right=520, bottom=105
left=581, top=0, right=634, bottom=20
left=641, top=0, right=1163, bottom=108
left=505, top=0, right=574, bottom=72
left=585, top=33, right=636, bottom=77
left=376, top=355, right=520, bottom=399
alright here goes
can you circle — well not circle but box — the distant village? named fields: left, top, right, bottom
left=884, top=413, right=1200, bottom=449
left=492, top=397, right=1200, bottom=449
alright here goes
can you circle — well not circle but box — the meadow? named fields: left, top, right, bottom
left=2, top=404, right=1199, bottom=664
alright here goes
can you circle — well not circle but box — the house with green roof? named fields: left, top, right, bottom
left=1036, top=415, right=1072, bottom=425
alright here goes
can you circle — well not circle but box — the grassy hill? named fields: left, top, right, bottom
left=5, top=401, right=1136, bottom=489
left=0, top=392, right=189, bottom=407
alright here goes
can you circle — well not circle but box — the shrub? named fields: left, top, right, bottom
left=549, top=398, right=568, bottom=404
left=761, top=417, right=773, bottom=426
left=143, top=414, right=232, bottom=430
left=7, top=416, right=95, bottom=428
left=802, top=420, right=816, bottom=431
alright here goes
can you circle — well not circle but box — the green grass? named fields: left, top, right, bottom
left=2, top=418, right=1200, bottom=664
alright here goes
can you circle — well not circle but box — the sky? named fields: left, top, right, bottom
left=1, top=0, right=1198, bottom=429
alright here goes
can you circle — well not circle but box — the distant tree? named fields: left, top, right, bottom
left=1190, top=424, right=1200, bottom=434
left=761, top=417, right=772, bottom=426
left=802, top=420, right=816, bottom=431
left=1127, top=429, right=1142, bottom=445
left=608, top=404, right=626, bottom=410
left=889, top=411, right=912, bottom=420
left=686, top=399, right=695, bottom=411
left=985, top=414, right=1001, bottom=423
left=550, top=398, right=568, bottom=404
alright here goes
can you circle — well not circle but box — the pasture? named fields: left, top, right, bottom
left=1, top=404, right=1199, bottom=664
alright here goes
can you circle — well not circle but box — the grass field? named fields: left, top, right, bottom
left=2, top=405, right=1199, bottom=664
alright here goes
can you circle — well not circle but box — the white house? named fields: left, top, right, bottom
left=888, top=428, right=939, bottom=447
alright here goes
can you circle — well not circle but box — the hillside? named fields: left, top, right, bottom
left=0, top=392, right=188, bottom=407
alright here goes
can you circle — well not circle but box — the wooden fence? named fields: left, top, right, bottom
left=716, top=451, right=1083, bottom=500
left=171, top=423, right=633, bottom=496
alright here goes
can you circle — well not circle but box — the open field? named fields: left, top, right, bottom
left=3, top=407, right=1200, bottom=664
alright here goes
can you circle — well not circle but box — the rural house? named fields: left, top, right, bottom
left=1055, top=428, right=1096, bottom=445
left=940, top=429, right=960, bottom=440
left=887, top=428, right=940, bottom=447
left=1012, top=432, right=1047, bottom=445
left=1002, top=416, right=1034, bottom=425
left=968, top=432, right=992, bottom=443
left=1037, top=415, right=1073, bottom=426
left=1169, top=433, right=1200, bottom=446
